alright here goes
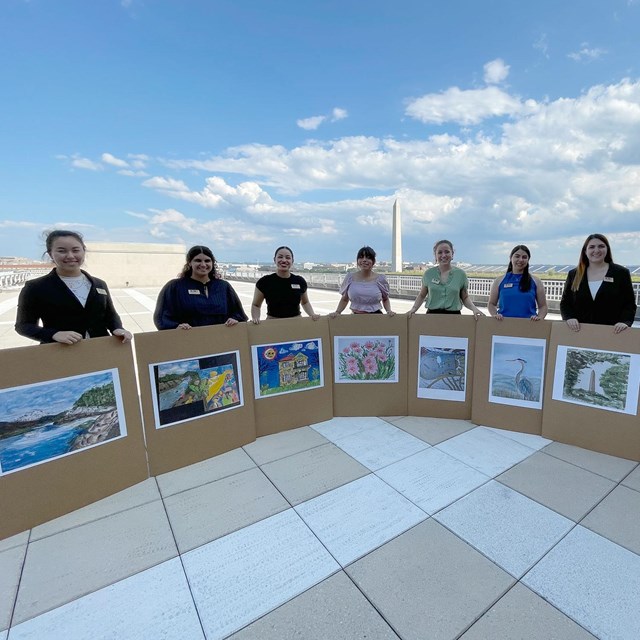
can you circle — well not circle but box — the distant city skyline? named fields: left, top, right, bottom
left=1, top=1, right=639, bottom=264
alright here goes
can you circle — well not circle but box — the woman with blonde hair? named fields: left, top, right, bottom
left=560, top=233, right=636, bottom=333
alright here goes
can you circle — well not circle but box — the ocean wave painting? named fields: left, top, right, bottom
left=0, top=369, right=126, bottom=475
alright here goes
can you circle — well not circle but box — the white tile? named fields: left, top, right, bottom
left=310, top=416, right=389, bottom=443
left=8, top=558, right=204, bottom=640
left=523, top=526, right=640, bottom=640
left=436, top=427, right=536, bottom=477
left=295, top=475, right=428, bottom=566
left=31, top=479, right=160, bottom=540
left=331, top=421, right=429, bottom=471
left=435, top=481, right=573, bottom=578
left=0, top=631, right=6, bottom=640
left=484, top=427, right=552, bottom=451
left=376, top=448, right=491, bottom=514
left=183, top=509, right=339, bottom=640
left=1, top=545, right=27, bottom=630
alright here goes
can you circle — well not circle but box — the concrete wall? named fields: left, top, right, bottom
left=84, top=242, right=186, bottom=287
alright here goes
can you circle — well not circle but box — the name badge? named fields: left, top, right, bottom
left=431, top=278, right=440, bottom=285
left=291, top=284, right=301, bottom=289
left=503, top=283, right=514, bottom=288
left=603, top=277, right=614, bottom=283
left=96, top=288, right=108, bottom=295
left=188, top=289, right=200, bottom=295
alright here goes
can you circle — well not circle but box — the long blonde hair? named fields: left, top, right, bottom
left=572, top=234, right=612, bottom=291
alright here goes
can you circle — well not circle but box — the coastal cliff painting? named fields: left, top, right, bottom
left=417, top=335, right=467, bottom=402
left=150, top=351, right=243, bottom=429
left=0, top=369, right=126, bottom=475
left=552, top=346, right=640, bottom=415
left=334, top=336, right=399, bottom=383
left=252, top=339, right=323, bottom=399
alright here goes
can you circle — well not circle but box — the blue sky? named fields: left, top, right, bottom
left=1, top=0, right=639, bottom=264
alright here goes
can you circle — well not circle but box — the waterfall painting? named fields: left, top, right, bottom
left=417, top=335, right=468, bottom=402
left=552, top=346, right=640, bottom=415
left=489, top=336, right=546, bottom=409
left=150, top=351, right=243, bottom=429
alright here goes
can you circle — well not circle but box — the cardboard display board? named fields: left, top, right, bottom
left=330, top=314, right=408, bottom=416
left=541, top=323, right=640, bottom=461
left=471, top=319, right=551, bottom=435
left=135, top=323, right=256, bottom=476
left=407, top=314, right=476, bottom=419
left=248, top=317, right=333, bottom=436
left=0, top=338, right=148, bottom=539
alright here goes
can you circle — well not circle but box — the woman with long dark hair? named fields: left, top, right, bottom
left=560, top=234, right=636, bottom=333
left=488, top=245, right=547, bottom=320
left=154, top=245, right=247, bottom=329
left=15, top=230, right=132, bottom=344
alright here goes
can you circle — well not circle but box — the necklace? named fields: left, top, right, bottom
left=60, top=274, right=90, bottom=292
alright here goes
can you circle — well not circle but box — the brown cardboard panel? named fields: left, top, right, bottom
left=248, top=317, right=333, bottom=436
left=330, top=314, right=408, bottom=416
left=0, top=338, right=148, bottom=540
left=407, top=314, right=476, bottom=419
left=471, top=319, right=552, bottom=435
left=542, top=323, right=640, bottom=461
left=135, top=323, right=256, bottom=476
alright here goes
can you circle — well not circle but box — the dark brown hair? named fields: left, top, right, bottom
left=181, top=245, right=216, bottom=278
left=572, top=234, right=612, bottom=291
left=507, top=244, right=532, bottom=292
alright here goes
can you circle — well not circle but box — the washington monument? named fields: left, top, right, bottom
left=392, top=199, right=402, bottom=272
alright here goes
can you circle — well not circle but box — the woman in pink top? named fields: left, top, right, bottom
left=330, top=246, right=395, bottom=316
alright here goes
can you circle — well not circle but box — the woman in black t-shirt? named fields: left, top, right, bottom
left=251, top=246, right=320, bottom=323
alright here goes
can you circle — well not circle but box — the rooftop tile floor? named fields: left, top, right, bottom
left=2, top=417, right=639, bottom=639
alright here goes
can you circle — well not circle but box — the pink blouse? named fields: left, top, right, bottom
left=339, top=273, right=390, bottom=312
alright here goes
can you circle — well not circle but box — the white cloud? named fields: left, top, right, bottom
left=568, top=44, right=606, bottom=62
left=483, top=59, right=510, bottom=84
left=118, top=169, right=149, bottom=177
left=297, top=115, right=326, bottom=130
left=533, top=33, right=549, bottom=59
left=297, top=106, right=348, bottom=130
left=70, top=155, right=102, bottom=171
left=101, top=153, right=129, bottom=168
left=331, top=107, right=348, bottom=121
left=405, top=86, right=529, bottom=125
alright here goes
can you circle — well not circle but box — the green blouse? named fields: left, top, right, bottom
left=422, top=266, right=468, bottom=311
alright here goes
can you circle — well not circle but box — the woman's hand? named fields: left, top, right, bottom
left=493, top=313, right=504, bottom=321
left=52, top=330, right=83, bottom=344
left=613, top=322, right=629, bottom=334
left=529, top=315, right=541, bottom=322
left=251, top=317, right=261, bottom=324
left=329, top=312, right=340, bottom=319
left=311, top=313, right=320, bottom=321
left=566, top=319, right=580, bottom=332
left=387, top=310, right=396, bottom=317
left=406, top=309, right=417, bottom=318
left=177, top=323, right=192, bottom=330
left=112, top=328, right=133, bottom=343
left=473, top=310, right=484, bottom=321
left=224, top=318, right=239, bottom=327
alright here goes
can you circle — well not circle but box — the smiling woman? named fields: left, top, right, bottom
left=15, top=230, right=132, bottom=345
left=154, top=245, right=247, bottom=330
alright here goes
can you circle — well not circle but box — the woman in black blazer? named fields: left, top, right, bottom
left=560, top=233, right=637, bottom=334
left=15, top=230, right=132, bottom=345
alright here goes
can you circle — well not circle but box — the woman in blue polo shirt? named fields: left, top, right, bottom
left=488, top=245, right=548, bottom=320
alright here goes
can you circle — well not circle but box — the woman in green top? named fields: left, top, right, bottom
left=407, top=239, right=484, bottom=319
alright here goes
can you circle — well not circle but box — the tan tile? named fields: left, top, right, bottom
left=244, top=426, right=328, bottom=465
left=389, top=416, right=474, bottom=444
left=13, top=501, right=177, bottom=625
left=460, top=583, right=596, bottom=639
left=581, top=485, right=640, bottom=555
left=347, top=519, right=514, bottom=640
left=31, top=479, right=160, bottom=541
left=0, top=531, right=29, bottom=553
left=229, top=571, right=398, bottom=639
left=622, top=465, right=640, bottom=492
left=498, top=451, right=615, bottom=521
left=542, top=442, right=637, bottom=481
left=0, top=544, right=27, bottom=630
left=261, top=443, right=369, bottom=505
left=156, top=447, right=256, bottom=497
left=164, top=467, right=289, bottom=553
